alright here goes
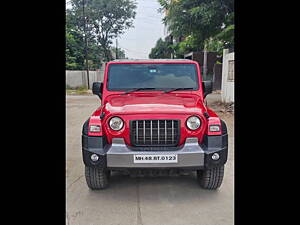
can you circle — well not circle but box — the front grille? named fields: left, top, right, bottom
left=130, top=120, right=180, bottom=147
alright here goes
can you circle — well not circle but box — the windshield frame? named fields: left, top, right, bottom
left=106, top=62, right=200, bottom=92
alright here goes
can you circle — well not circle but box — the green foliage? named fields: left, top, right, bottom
left=66, top=84, right=73, bottom=89
left=111, top=47, right=126, bottom=59
left=158, top=0, right=234, bottom=55
left=204, top=24, right=234, bottom=56
left=66, top=0, right=136, bottom=69
left=66, top=11, right=84, bottom=70
left=176, top=34, right=198, bottom=56
left=77, top=86, right=88, bottom=91
left=70, top=0, right=136, bottom=62
left=204, top=38, right=224, bottom=56
left=215, top=24, right=234, bottom=48
left=149, top=38, right=173, bottom=59
left=66, top=7, right=100, bottom=70
left=66, top=85, right=89, bottom=95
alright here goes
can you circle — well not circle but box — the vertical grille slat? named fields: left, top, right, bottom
left=150, top=120, right=152, bottom=145
left=131, top=120, right=179, bottom=147
left=158, top=120, right=160, bottom=144
left=136, top=120, right=138, bottom=144
left=172, top=120, right=174, bottom=143
left=143, top=120, right=145, bottom=144
left=165, top=120, right=167, bottom=144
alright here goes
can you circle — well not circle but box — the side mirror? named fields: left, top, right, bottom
left=92, top=82, right=103, bottom=99
left=202, top=80, right=213, bottom=98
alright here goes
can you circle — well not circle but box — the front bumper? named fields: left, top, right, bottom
left=107, top=138, right=204, bottom=168
left=82, top=135, right=228, bottom=170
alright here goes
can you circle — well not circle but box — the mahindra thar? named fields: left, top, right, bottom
left=82, top=59, right=228, bottom=190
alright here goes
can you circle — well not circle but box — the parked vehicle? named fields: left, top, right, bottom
left=82, top=59, right=228, bottom=190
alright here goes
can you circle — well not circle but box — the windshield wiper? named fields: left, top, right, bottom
left=122, top=87, right=157, bottom=95
left=164, top=87, right=194, bottom=93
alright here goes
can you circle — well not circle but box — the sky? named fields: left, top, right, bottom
left=66, top=0, right=166, bottom=59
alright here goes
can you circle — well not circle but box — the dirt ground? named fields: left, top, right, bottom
left=66, top=94, right=234, bottom=225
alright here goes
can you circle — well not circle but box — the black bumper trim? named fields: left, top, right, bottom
left=82, top=133, right=228, bottom=170
left=201, top=133, right=228, bottom=169
left=82, top=134, right=108, bottom=167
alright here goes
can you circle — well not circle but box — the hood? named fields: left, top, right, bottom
left=103, top=93, right=206, bottom=115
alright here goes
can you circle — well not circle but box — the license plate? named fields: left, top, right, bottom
left=133, top=154, right=178, bottom=163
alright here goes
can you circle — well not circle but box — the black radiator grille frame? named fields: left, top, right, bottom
left=130, top=119, right=180, bottom=147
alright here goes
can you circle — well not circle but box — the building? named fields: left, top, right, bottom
left=221, top=49, right=234, bottom=103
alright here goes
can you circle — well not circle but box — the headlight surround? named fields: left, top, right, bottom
left=186, top=116, right=201, bottom=130
left=109, top=117, right=124, bottom=131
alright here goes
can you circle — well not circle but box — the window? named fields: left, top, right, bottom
left=107, top=63, right=199, bottom=91
left=228, top=60, right=234, bottom=81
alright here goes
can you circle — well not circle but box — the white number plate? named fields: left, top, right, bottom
left=133, top=154, right=178, bottom=163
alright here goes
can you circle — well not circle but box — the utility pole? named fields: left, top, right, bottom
left=115, top=38, right=118, bottom=59
left=83, top=0, right=90, bottom=89
left=170, top=36, right=174, bottom=59
left=203, top=42, right=208, bottom=79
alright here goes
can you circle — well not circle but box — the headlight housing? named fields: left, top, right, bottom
left=186, top=116, right=201, bottom=130
left=109, top=117, right=124, bottom=131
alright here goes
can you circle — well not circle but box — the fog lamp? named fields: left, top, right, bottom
left=91, top=154, right=99, bottom=162
left=211, top=153, right=220, bottom=160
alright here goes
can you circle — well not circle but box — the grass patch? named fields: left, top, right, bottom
left=209, top=101, right=234, bottom=114
left=66, top=85, right=90, bottom=95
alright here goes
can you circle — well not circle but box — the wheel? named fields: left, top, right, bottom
left=85, top=166, right=109, bottom=190
left=197, top=165, right=224, bottom=190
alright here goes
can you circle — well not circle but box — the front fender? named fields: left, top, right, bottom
left=201, top=119, right=228, bottom=169
left=82, top=118, right=108, bottom=168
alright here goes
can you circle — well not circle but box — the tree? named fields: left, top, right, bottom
left=111, top=47, right=126, bottom=59
left=66, top=11, right=103, bottom=70
left=66, top=1, right=133, bottom=70
left=149, top=38, right=173, bottom=59
left=66, top=9, right=86, bottom=70
left=158, top=0, right=234, bottom=55
left=66, top=6, right=94, bottom=70
left=66, top=31, right=83, bottom=70
left=204, top=24, right=234, bottom=56
left=85, top=0, right=137, bottom=61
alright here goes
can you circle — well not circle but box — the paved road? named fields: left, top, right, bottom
left=66, top=95, right=234, bottom=225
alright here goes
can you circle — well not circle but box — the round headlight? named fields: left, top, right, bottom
left=109, top=117, right=124, bottom=131
left=186, top=116, right=201, bottom=130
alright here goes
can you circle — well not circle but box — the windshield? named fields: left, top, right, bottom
left=107, top=63, right=199, bottom=91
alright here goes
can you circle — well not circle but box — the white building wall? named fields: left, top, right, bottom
left=66, top=70, right=85, bottom=88
left=221, top=49, right=234, bottom=103
left=66, top=68, right=104, bottom=89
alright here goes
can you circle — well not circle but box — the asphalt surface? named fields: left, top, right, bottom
left=66, top=95, right=234, bottom=225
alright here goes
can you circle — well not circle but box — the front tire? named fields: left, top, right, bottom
left=197, top=165, right=224, bottom=190
left=85, top=166, right=109, bottom=190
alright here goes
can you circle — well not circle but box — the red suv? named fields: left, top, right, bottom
left=82, top=59, right=228, bottom=190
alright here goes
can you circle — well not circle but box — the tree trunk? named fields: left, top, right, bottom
left=83, top=0, right=89, bottom=89
left=103, top=47, right=112, bottom=62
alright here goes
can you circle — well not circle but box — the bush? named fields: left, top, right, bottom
left=66, top=85, right=88, bottom=90
left=76, top=86, right=88, bottom=91
left=66, top=84, right=74, bottom=90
